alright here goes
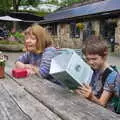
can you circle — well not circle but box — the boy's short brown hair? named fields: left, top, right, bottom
left=24, top=24, right=52, bottom=53
left=82, top=37, right=108, bottom=57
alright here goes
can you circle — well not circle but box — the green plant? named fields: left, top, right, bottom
left=9, top=32, right=24, bottom=43
left=76, top=23, right=84, bottom=30
left=0, top=59, right=5, bottom=67
left=0, top=55, right=8, bottom=67
left=0, top=40, right=22, bottom=45
left=14, top=32, right=24, bottom=40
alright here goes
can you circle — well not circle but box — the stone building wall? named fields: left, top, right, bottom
left=115, top=18, right=120, bottom=44
left=52, top=23, right=82, bottom=48
left=92, top=20, right=100, bottom=36
left=51, top=18, right=120, bottom=50
left=51, top=20, right=101, bottom=48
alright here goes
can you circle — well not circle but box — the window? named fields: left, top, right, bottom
left=70, top=21, right=85, bottom=38
left=45, top=24, right=57, bottom=35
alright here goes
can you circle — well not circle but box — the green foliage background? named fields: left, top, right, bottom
left=0, top=0, right=90, bottom=15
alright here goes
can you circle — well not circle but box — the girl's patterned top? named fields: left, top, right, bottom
left=16, top=47, right=56, bottom=79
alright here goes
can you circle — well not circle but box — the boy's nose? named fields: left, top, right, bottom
left=88, top=60, right=94, bottom=65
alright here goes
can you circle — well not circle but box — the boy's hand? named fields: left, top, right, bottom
left=75, top=84, right=93, bottom=99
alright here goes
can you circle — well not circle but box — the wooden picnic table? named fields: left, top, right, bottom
left=0, top=52, right=119, bottom=120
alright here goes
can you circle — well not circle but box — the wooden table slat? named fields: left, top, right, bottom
left=0, top=76, right=62, bottom=120
left=0, top=82, right=31, bottom=120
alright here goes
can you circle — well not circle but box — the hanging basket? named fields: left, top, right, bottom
left=76, top=23, right=85, bottom=30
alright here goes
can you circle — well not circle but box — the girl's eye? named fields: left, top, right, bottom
left=25, top=35, right=36, bottom=40
left=25, top=36, right=29, bottom=40
left=31, top=36, right=36, bottom=40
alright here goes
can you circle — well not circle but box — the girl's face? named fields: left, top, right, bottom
left=25, top=33, right=37, bottom=53
left=86, top=54, right=105, bottom=70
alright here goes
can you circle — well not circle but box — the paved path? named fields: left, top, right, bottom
left=1, top=51, right=120, bottom=66
left=108, top=56, right=120, bottom=66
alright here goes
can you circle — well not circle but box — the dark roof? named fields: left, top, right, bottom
left=57, top=0, right=104, bottom=11
left=9, top=12, right=44, bottom=22
left=41, top=0, right=120, bottom=24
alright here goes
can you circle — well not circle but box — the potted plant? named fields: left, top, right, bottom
left=0, top=55, right=8, bottom=78
left=0, top=59, right=5, bottom=78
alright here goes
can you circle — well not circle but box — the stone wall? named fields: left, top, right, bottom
left=115, top=18, right=120, bottom=44
left=51, top=18, right=120, bottom=50
left=52, top=23, right=82, bottom=48
left=51, top=20, right=101, bottom=48
left=92, top=20, right=100, bottom=36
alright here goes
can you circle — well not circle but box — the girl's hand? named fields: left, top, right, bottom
left=75, top=84, right=93, bottom=99
left=25, top=64, right=37, bottom=75
left=26, top=68, right=35, bottom=75
left=25, top=64, right=33, bottom=69
left=26, top=64, right=39, bottom=75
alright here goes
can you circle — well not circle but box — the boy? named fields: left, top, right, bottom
left=76, top=38, right=120, bottom=113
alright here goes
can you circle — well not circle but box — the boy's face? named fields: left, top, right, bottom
left=86, top=54, right=105, bottom=70
left=25, top=34, right=37, bottom=53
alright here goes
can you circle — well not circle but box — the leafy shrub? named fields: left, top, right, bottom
left=0, top=59, right=5, bottom=67
left=9, top=32, right=24, bottom=43
left=0, top=40, right=22, bottom=45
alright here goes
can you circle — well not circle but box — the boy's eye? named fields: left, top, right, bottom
left=86, top=58, right=97, bottom=61
left=91, top=58, right=97, bottom=61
